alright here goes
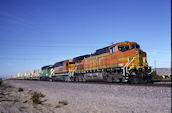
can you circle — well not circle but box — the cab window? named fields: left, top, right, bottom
left=131, top=44, right=140, bottom=49
left=69, top=62, right=75, bottom=64
left=118, top=45, right=130, bottom=52
left=110, top=47, right=115, bottom=53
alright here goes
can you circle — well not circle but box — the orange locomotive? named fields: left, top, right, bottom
left=52, top=59, right=75, bottom=81
left=52, top=41, right=152, bottom=83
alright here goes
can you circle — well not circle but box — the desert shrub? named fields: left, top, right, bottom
left=18, top=88, right=24, bottom=92
left=55, top=105, right=61, bottom=108
left=31, top=92, right=45, bottom=104
left=58, top=100, right=68, bottom=105
left=152, top=71, right=163, bottom=80
left=164, top=75, right=169, bottom=79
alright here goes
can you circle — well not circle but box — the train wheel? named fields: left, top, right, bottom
left=106, top=76, right=113, bottom=83
left=129, top=75, right=145, bottom=84
left=52, top=78, right=55, bottom=82
left=74, top=76, right=78, bottom=82
left=144, top=74, right=152, bottom=83
left=77, top=75, right=81, bottom=82
left=40, top=77, right=42, bottom=81
left=70, top=77, right=74, bottom=82
left=119, top=78, right=122, bottom=83
left=81, top=75, right=86, bottom=82
left=128, top=76, right=139, bottom=84
left=49, top=78, right=53, bottom=82
left=128, top=71, right=139, bottom=84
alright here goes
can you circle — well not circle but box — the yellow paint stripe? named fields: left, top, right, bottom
left=54, top=70, right=67, bottom=73
left=76, top=64, right=118, bottom=72
left=53, top=73, right=69, bottom=76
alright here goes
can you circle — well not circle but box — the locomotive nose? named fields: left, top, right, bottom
left=135, top=49, right=142, bottom=55
left=138, top=50, right=143, bottom=66
left=134, top=49, right=147, bottom=68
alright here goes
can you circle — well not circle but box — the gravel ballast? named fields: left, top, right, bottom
left=4, top=80, right=171, bottom=113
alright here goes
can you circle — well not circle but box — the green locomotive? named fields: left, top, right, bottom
left=40, top=65, right=54, bottom=81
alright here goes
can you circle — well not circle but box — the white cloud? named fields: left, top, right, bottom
left=0, top=11, right=39, bottom=30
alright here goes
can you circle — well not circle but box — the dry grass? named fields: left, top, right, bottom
left=18, top=88, right=24, bottom=92
left=55, top=100, right=68, bottom=109
left=31, top=92, right=45, bottom=104
left=59, top=100, right=68, bottom=105
left=55, top=105, right=61, bottom=108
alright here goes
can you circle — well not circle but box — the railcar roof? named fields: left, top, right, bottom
left=41, top=65, right=53, bottom=70
left=95, top=46, right=109, bottom=55
left=54, top=60, right=66, bottom=67
left=73, top=54, right=91, bottom=61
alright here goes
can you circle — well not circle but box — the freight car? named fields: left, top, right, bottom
left=50, top=41, right=152, bottom=84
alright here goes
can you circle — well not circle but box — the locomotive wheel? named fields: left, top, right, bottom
left=78, top=75, right=82, bottom=82
left=128, top=76, right=139, bottom=84
left=51, top=78, right=55, bottom=82
left=79, top=74, right=86, bottom=82
left=40, top=77, right=42, bottom=81
left=128, top=70, right=140, bottom=84
left=72, top=77, right=75, bottom=82
left=147, top=76, right=153, bottom=83
left=70, top=77, right=73, bottom=82
left=64, top=76, right=69, bottom=82
left=144, top=74, right=152, bottom=83
left=49, top=78, right=53, bottom=82
left=82, top=75, right=86, bottom=82
left=129, top=75, right=145, bottom=84
left=106, top=76, right=113, bottom=83
left=75, top=76, right=79, bottom=82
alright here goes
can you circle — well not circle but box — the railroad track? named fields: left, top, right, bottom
left=47, top=80, right=171, bottom=87
left=91, top=82, right=171, bottom=87
left=7, top=79, right=171, bottom=87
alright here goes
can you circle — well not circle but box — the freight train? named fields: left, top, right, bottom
left=40, top=41, right=152, bottom=84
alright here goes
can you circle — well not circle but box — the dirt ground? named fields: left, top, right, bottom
left=0, top=81, right=58, bottom=113
left=0, top=80, right=171, bottom=113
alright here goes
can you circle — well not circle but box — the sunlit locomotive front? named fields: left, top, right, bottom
left=112, top=41, right=152, bottom=83
left=69, top=41, right=152, bottom=83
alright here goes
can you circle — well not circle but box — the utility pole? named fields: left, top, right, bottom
left=154, top=60, right=157, bottom=75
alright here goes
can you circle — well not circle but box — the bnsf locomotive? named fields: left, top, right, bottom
left=40, top=41, right=152, bottom=84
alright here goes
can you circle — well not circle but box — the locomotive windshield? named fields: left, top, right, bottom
left=69, top=62, right=75, bottom=64
left=131, top=44, right=140, bottom=49
left=118, top=45, right=130, bottom=52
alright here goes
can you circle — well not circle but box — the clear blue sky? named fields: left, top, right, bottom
left=0, top=0, right=171, bottom=78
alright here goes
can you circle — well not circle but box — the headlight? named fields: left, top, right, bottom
left=118, top=63, right=123, bottom=67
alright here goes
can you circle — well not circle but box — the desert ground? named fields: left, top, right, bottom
left=0, top=80, right=171, bottom=113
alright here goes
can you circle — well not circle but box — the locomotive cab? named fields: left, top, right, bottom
left=112, top=41, right=152, bottom=83
left=111, top=41, right=148, bottom=68
left=66, top=59, right=75, bottom=71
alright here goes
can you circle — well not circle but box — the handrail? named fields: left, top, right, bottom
left=123, top=57, right=135, bottom=74
left=124, top=57, right=135, bottom=68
